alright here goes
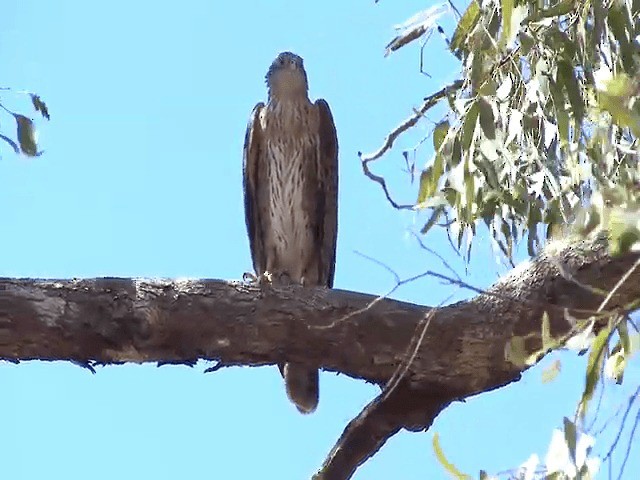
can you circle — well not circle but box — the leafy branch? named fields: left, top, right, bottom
left=0, top=88, right=50, bottom=157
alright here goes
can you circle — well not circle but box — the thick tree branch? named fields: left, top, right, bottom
left=0, top=234, right=638, bottom=479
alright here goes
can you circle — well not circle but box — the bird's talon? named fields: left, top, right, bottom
left=260, top=271, right=274, bottom=285
left=243, top=272, right=258, bottom=283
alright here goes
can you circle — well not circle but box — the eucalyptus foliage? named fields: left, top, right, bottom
left=384, top=1, right=640, bottom=478
left=0, top=90, right=49, bottom=157
left=409, top=0, right=640, bottom=260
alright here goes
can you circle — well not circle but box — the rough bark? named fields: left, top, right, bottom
left=0, top=234, right=637, bottom=479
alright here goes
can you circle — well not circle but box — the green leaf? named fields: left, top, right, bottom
left=462, top=101, right=479, bottom=150
left=14, top=114, right=39, bottom=157
left=505, top=335, right=528, bottom=367
left=563, top=416, right=578, bottom=465
left=463, top=160, right=475, bottom=216
left=478, top=97, right=496, bottom=140
left=527, top=204, right=542, bottom=256
left=617, top=319, right=631, bottom=355
left=597, top=75, right=640, bottom=137
left=432, top=433, right=472, bottom=480
left=608, top=211, right=640, bottom=256
left=417, top=155, right=445, bottom=205
left=608, top=3, right=636, bottom=75
left=579, top=324, right=611, bottom=418
left=631, top=333, right=640, bottom=357
left=433, top=120, right=449, bottom=152
left=542, top=359, right=561, bottom=383
left=549, top=79, right=570, bottom=145
left=420, top=205, right=444, bottom=234
left=499, top=0, right=514, bottom=49
left=470, top=52, right=487, bottom=94
left=450, top=0, right=480, bottom=58
left=605, top=349, right=626, bottom=384
left=529, top=0, right=576, bottom=20
left=30, top=94, right=50, bottom=120
left=451, top=137, right=462, bottom=166
left=557, top=60, right=584, bottom=131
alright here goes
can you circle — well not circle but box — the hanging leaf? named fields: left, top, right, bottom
left=461, top=101, right=479, bottom=150
left=478, top=97, right=496, bottom=140
left=417, top=122, right=449, bottom=206
left=450, top=0, right=480, bottom=59
left=420, top=205, right=445, bottom=234
left=433, top=120, right=449, bottom=152
left=470, top=51, right=485, bottom=94
left=14, top=114, right=39, bottom=157
left=499, top=0, right=514, bottom=50
left=30, top=94, right=50, bottom=120
left=0, top=133, right=20, bottom=155
left=385, top=3, right=449, bottom=56
left=607, top=3, right=636, bottom=75
left=604, top=348, right=626, bottom=384
left=617, top=319, right=631, bottom=355
left=557, top=59, right=584, bottom=130
left=579, top=323, right=611, bottom=418
left=548, top=79, right=570, bottom=145
left=597, top=74, right=640, bottom=137
left=563, top=416, right=578, bottom=465
left=608, top=209, right=640, bottom=256
left=432, top=433, right=472, bottom=480
left=416, top=159, right=444, bottom=205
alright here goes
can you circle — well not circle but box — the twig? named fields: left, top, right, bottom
left=353, top=251, right=401, bottom=285
left=357, top=81, right=464, bottom=210
left=598, top=258, right=640, bottom=312
left=603, top=384, right=640, bottom=462
left=314, top=270, right=432, bottom=330
left=585, top=370, right=607, bottom=432
left=410, top=231, right=462, bottom=283
left=381, top=298, right=448, bottom=401
left=616, top=404, right=640, bottom=480
left=592, top=393, right=629, bottom=436
left=360, top=80, right=463, bottom=164
left=359, top=155, right=414, bottom=210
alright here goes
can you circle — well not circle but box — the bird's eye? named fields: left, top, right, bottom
left=279, top=58, right=285, bottom=65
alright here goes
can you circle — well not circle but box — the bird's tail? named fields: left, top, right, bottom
left=281, top=362, right=319, bottom=414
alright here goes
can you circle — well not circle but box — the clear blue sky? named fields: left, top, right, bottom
left=0, top=1, right=638, bottom=479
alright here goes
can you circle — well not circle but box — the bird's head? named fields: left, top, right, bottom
left=265, top=51, right=309, bottom=99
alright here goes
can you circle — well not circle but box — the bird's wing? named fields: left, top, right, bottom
left=315, top=99, right=339, bottom=288
left=243, top=102, right=267, bottom=276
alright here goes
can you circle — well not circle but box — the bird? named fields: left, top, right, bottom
left=242, top=51, right=338, bottom=414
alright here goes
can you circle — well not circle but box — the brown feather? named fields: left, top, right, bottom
left=243, top=102, right=266, bottom=276
left=315, top=99, right=339, bottom=288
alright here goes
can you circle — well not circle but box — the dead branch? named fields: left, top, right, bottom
left=0, top=233, right=639, bottom=479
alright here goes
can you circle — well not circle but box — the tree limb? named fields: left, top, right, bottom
left=0, top=234, right=638, bottom=479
